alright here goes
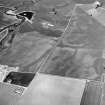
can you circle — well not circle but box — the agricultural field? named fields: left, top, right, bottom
left=39, top=4, right=105, bottom=81
left=0, top=0, right=105, bottom=105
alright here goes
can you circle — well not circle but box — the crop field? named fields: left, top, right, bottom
left=0, top=0, right=105, bottom=105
